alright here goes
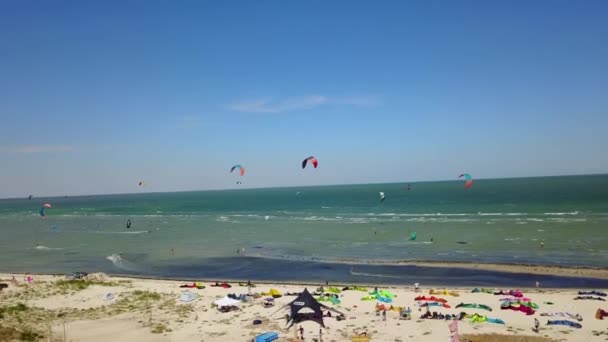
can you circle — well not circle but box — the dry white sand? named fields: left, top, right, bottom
left=1, top=273, right=607, bottom=341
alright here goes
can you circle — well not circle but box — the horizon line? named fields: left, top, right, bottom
left=1, top=172, right=606, bottom=201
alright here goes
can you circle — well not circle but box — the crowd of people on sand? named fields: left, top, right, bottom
left=1, top=274, right=33, bottom=292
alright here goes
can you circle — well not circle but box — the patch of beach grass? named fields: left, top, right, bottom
left=151, top=323, right=168, bottom=334
left=131, top=290, right=161, bottom=301
left=54, top=279, right=120, bottom=293
left=0, top=303, right=29, bottom=318
left=0, top=324, right=20, bottom=341
left=19, top=328, right=43, bottom=341
left=0, top=324, right=43, bottom=342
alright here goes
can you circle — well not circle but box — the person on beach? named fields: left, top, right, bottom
left=534, top=318, right=540, bottom=332
left=535, top=281, right=540, bottom=288
left=299, top=326, right=304, bottom=340
left=415, top=282, right=419, bottom=292
left=382, top=309, right=387, bottom=321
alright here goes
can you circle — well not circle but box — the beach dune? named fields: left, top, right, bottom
left=1, top=273, right=607, bottom=341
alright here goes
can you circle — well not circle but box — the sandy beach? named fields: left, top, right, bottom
left=2, top=272, right=607, bottom=341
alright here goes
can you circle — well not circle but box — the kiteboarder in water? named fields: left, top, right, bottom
left=126, top=219, right=131, bottom=229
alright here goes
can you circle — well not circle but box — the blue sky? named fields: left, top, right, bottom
left=1, top=1, right=607, bottom=197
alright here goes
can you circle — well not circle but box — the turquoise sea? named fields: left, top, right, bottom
left=1, top=175, right=608, bottom=286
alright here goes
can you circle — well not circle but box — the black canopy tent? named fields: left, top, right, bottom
left=272, top=288, right=344, bottom=328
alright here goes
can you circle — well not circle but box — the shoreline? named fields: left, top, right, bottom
left=4, top=259, right=608, bottom=286
left=231, top=255, right=608, bottom=280
left=388, top=260, right=608, bottom=279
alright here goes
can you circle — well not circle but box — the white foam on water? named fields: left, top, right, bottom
left=89, top=230, right=149, bottom=235
left=34, top=245, right=63, bottom=251
left=105, top=254, right=139, bottom=272
left=106, top=254, right=123, bottom=264
left=349, top=268, right=406, bottom=279
left=543, top=211, right=579, bottom=216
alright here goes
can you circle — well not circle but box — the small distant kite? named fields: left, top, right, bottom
left=302, top=156, right=318, bottom=169
left=39, top=203, right=52, bottom=219
left=459, top=174, right=473, bottom=189
left=138, top=181, right=145, bottom=186
left=409, top=232, right=417, bottom=241
left=28, top=195, right=33, bottom=200
left=230, top=164, right=245, bottom=176
left=379, top=192, right=386, bottom=202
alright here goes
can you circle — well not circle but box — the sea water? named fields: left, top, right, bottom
left=1, top=174, right=607, bottom=285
